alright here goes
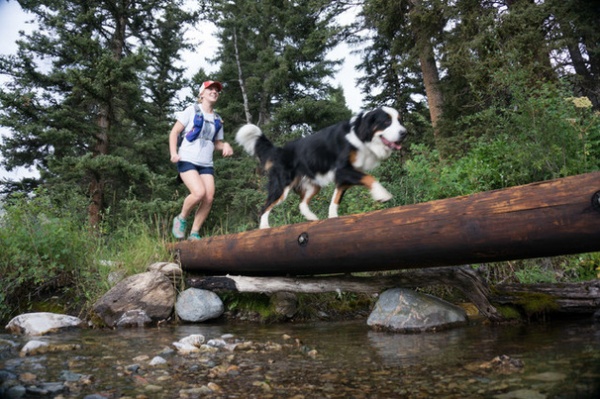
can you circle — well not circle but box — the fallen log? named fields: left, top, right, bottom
left=187, top=266, right=504, bottom=321
left=173, top=172, right=600, bottom=276
left=492, top=280, right=600, bottom=314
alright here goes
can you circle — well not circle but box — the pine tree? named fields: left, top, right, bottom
left=547, top=0, right=600, bottom=109
left=361, top=0, right=446, bottom=153
left=0, top=0, right=193, bottom=228
left=439, top=0, right=599, bottom=148
left=203, top=0, right=351, bottom=137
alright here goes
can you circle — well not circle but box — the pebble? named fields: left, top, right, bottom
left=525, top=371, right=567, bottom=382
left=494, top=388, right=547, bottom=399
left=177, top=334, right=205, bottom=347
left=149, top=356, right=167, bottom=366
left=20, top=340, right=48, bottom=356
left=144, top=384, right=163, bottom=392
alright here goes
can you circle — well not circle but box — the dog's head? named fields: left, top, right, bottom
left=350, top=107, right=407, bottom=159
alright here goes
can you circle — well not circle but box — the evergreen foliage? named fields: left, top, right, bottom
left=203, top=0, right=351, bottom=132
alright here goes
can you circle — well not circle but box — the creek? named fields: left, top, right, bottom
left=1, top=317, right=600, bottom=398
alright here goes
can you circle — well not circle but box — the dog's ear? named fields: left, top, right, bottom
left=353, top=111, right=373, bottom=141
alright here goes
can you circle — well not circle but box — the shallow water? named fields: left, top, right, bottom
left=1, top=317, right=600, bottom=398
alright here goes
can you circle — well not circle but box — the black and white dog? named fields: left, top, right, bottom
left=235, top=107, right=407, bottom=229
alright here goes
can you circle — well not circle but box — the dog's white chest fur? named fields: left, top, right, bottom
left=345, top=132, right=389, bottom=171
left=354, top=145, right=386, bottom=170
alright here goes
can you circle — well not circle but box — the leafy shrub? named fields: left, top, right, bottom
left=0, top=187, right=172, bottom=323
left=0, top=189, right=95, bottom=322
left=400, top=83, right=599, bottom=207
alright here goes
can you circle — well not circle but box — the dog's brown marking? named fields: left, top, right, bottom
left=300, top=185, right=321, bottom=204
left=360, top=175, right=377, bottom=189
left=332, top=185, right=351, bottom=205
left=263, top=159, right=274, bottom=171
left=348, top=150, right=357, bottom=165
left=264, top=189, right=290, bottom=213
left=263, top=202, right=277, bottom=213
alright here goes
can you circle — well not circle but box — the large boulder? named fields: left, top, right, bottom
left=367, top=288, right=467, bottom=332
left=92, top=271, right=176, bottom=327
left=5, top=312, right=85, bottom=336
left=175, top=288, right=224, bottom=322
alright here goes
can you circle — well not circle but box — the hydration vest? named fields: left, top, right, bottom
left=177, top=103, right=223, bottom=148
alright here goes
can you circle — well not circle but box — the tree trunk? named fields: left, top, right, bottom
left=187, top=272, right=600, bottom=319
left=89, top=106, right=110, bottom=229
left=409, top=0, right=444, bottom=156
left=173, top=172, right=600, bottom=276
left=233, top=28, right=253, bottom=124
left=87, top=3, right=126, bottom=229
left=257, top=92, right=270, bottom=126
left=562, top=23, right=600, bottom=109
left=492, top=280, right=600, bottom=315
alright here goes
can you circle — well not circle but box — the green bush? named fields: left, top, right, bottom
left=399, top=83, right=600, bottom=207
left=0, top=189, right=96, bottom=322
left=0, top=187, right=173, bottom=324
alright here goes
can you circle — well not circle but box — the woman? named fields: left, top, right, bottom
left=169, top=80, right=234, bottom=240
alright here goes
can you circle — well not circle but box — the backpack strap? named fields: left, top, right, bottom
left=213, top=113, right=222, bottom=142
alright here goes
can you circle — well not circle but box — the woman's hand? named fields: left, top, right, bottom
left=170, top=153, right=180, bottom=163
left=221, top=142, right=234, bottom=157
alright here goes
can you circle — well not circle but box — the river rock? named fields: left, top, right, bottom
left=5, top=312, right=85, bottom=336
left=19, top=340, right=81, bottom=356
left=175, top=288, right=224, bottom=322
left=147, top=261, right=183, bottom=282
left=367, top=288, right=467, bottom=332
left=115, top=309, right=152, bottom=328
left=92, top=271, right=176, bottom=327
left=149, top=356, right=167, bottom=366
left=494, top=389, right=546, bottom=399
left=179, top=334, right=206, bottom=347
left=20, top=339, right=48, bottom=356
left=271, top=292, right=298, bottom=318
left=3, top=385, right=26, bottom=399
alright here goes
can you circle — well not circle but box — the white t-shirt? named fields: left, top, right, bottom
left=175, top=104, right=224, bottom=167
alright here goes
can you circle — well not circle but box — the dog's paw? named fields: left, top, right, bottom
left=300, top=203, right=319, bottom=221
left=371, top=182, right=393, bottom=202
left=259, top=213, right=271, bottom=229
left=328, top=203, right=339, bottom=218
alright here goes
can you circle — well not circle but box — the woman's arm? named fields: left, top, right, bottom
left=169, top=120, right=185, bottom=163
left=214, top=140, right=234, bottom=157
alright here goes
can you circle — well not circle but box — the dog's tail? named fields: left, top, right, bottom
left=235, top=124, right=264, bottom=156
left=235, top=123, right=277, bottom=165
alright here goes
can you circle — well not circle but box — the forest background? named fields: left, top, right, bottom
left=0, top=0, right=599, bottom=324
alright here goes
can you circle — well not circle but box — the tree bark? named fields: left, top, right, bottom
left=88, top=2, right=127, bottom=229
left=562, top=23, right=600, bottom=109
left=417, top=48, right=443, bottom=133
left=409, top=0, right=444, bottom=154
left=233, top=28, right=253, bottom=124
left=492, top=280, right=600, bottom=314
left=89, top=106, right=110, bottom=229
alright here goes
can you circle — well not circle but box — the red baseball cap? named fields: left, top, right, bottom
left=199, top=80, right=223, bottom=95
